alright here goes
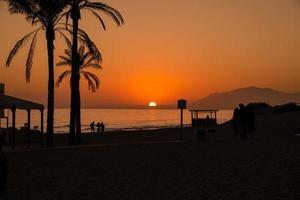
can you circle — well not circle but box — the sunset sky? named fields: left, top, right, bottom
left=1, top=0, right=300, bottom=108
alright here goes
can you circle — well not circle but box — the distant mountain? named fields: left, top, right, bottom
left=191, top=87, right=300, bottom=110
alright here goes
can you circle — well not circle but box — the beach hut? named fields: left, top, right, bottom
left=0, top=84, right=44, bottom=149
left=189, top=110, right=218, bottom=140
left=189, top=110, right=218, bottom=127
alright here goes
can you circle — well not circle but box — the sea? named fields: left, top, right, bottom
left=2, top=109, right=233, bottom=133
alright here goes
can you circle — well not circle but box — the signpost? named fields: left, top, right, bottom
left=177, top=99, right=187, bottom=140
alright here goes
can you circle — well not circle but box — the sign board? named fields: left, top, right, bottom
left=177, top=99, right=187, bottom=109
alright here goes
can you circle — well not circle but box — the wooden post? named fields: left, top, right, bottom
left=178, top=99, right=186, bottom=140
left=11, top=107, right=16, bottom=150
left=27, top=109, right=31, bottom=148
left=180, top=108, right=183, bottom=140
left=40, top=109, right=44, bottom=147
left=6, top=114, right=8, bottom=128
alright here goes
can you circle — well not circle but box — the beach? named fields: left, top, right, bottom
left=1, top=111, right=300, bottom=199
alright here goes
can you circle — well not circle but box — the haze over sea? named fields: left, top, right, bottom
left=3, top=109, right=233, bottom=133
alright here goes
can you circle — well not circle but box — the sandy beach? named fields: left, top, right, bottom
left=1, top=111, right=300, bottom=199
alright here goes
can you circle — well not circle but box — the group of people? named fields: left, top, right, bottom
left=232, top=104, right=256, bottom=139
left=90, top=121, right=105, bottom=135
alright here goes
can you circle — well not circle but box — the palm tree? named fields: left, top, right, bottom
left=4, top=0, right=68, bottom=147
left=65, top=0, right=124, bottom=144
left=56, top=44, right=101, bottom=101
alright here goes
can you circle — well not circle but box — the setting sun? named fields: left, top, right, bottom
left=149, top=101, right=157, bottom=107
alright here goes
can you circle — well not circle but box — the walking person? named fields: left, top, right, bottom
left=90, top=121, right=95, bottom=134
left=96, top=122, right=101, bottom=135
left=100, top=122, right=105, bottom=134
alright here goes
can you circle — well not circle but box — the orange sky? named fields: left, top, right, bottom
left=1, top=0, right=300, bottom=108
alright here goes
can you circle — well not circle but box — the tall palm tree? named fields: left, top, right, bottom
left=65, top=0, right=124, bottom=144
left=56, top=44, right=101, bottom=141
left=56, top=44, right=101, bottom=96
left=4, top=0, right=68, bottom=147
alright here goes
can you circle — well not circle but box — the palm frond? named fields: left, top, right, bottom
left=81, top=63, right=102, bottom=70
left=83, top=2, right=124, bottom=26
left=56, top=29, right=72, bottom=49
left=57, top=60, right=71, bottom=67
left=78, top=45, right=85, bottom=57
left=6, top=0, right=35, bottom=16
left=77, top=27, right=102, bottom=63
left=6, top=28, right=40, bottom=67
left=25, top=31, right=38, bottom=82
left=56, top=70, right=71, bottom=87
left=81, top=71, right=100, bottom=93
left=56, top=25, right=102, bottom=63
left=86, top=8, right=106, bottom=30
left=58, top=55, right=72, bottom=63
left=81, top=51, right=91, bottom=64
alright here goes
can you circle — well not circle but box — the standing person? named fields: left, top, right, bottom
left=232, top=107, right=241, bottom=139
left=0, top=134, right=7, bottom=195
left=239, top=104, right=248, bottom=139
left=96, top=122, right=101, bottom=135
left=90, top=121, right=95, bottom=134
left=248, top=107, right=256, bottom=139
left=101, top=122, right=105, bottom=134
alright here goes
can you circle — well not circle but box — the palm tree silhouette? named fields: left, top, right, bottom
left=56, top=43, right=101, bottom=140
left=65, top=0, right=124, bottom=144
left=4, top=0, right=68, bottom=147
left=56, top=44, right=101, bottom=96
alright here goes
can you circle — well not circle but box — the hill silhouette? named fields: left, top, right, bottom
left=192, top=86, right=300, bottom=109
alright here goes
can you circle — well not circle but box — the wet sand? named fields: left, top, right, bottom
left=1, top=111, right=300, bottom=199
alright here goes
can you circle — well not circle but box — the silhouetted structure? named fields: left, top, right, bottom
left=189, top=110, right=218, bottom=140
left=5, top=0, right=69, bottom=147
left=189, top=110, right=218, bottom=127
left=0, top=84, right=44, bottom=149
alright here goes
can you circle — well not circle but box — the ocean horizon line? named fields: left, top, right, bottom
left=54, top=106, right=178, bottom=109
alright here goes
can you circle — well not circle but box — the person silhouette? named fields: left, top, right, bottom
left=239, top=104, right=248, bottom=139
left=90, top=121, right=95, bottom=134
left=232, top=107, right=241, bottom=139
left=100, top=122, right=105, bottom=134
left=96, top=122, right=101, bottom=135
left=0, top=134, right=7, bottom=195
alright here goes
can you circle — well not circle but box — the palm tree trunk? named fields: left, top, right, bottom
left=70, top=4, right=80, bottom=145
left=46, top=26, right=55, bottom=147
left=75, top=74, right=82, bottom=142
